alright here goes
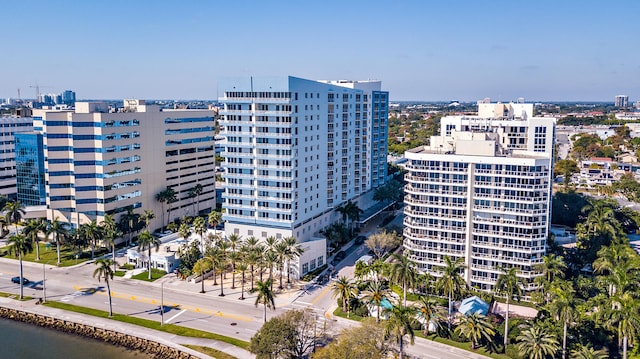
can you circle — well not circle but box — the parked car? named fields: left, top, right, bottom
left=335, top=251, right=346, bottom=261
left=354, top=236, right=366, bottom=245
left=11, top=276, right=29, bottom=284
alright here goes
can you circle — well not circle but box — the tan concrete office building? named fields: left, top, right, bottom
left=32, top=100, right=216, bottom=230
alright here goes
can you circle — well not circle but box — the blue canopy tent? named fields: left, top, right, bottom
left=459, top=296, right=489, bottom=316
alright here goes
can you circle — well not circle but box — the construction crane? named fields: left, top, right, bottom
left=17, top=88, right=20, bottom=101
left=29, top=83, right=52, bottom=101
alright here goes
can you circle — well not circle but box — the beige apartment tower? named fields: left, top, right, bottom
left=32, top=100, right=217, bottom=230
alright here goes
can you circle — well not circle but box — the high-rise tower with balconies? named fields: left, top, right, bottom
left=403, top=101, right=555, bottom=292
left=218, top=76, right=388, bottom=278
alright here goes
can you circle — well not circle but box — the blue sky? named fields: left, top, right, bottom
left=3, top=0, right=639, bottom=102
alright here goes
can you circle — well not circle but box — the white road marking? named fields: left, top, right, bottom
left=164, top=309, right=187, bottom=324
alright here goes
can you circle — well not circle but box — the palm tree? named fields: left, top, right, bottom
left=23, top=218, right=45, bottom=261
left=283, top=236, right=303, bottom=284
left=384, top=305, right=416, bottom=359
left=245, top=246, right=260, bottom=291
left=141, top=210, right=155, bottom=231
left=227, top=233, right=242, bottom=289
left=264, top=250, right=278, bottom=291
left=80, top=220, right=102, bottom=259
left=7, top=234, right=33, bottom=300
left=4, top=200, right=25, bottom=234
left=362, top=280, right=389, bottom=323
left=390, top=253, right=418, bottom=307
left=517, top=324, right=560, bottom=359
left=417, top=296, right=443, bottom=335
left=193, top=258, right=212, bottom=294
left=603, top=291, right=640, bottom=359
left=495, top=266, right=522, bottom=351
left=274, top=240, right=288, bottom=290
left=549, top=284, right=579, bottom=359
left=100, top=214, right=120, bottom=272
left=188, top=184, right=203, bottom=215
left=208, top=210, right=222, bottom=230
left=254, top=279, right=276, bottom=323
left=137, top=230, right=160, bottom=280
left=192, top=216, right=206, bottom=254
left=178, top=222, right=191, bottom=241
left=46, top=218, right=69, bottom=266
left=570, top=345, right=608, bottom=359
left=536, top=254, right=567, bottom=283
left=331, top=276, right=359, bottom=314
left=213, top=249, right=228, bottom=297
left=237, top=261, right=248, bottom=300
left=156, top=187, right=176, bottom=230
left=435, top=256, right=467, bottom=330
left=455, top=312, right=496, bottom=350
left=93, top=258, right=115, bottom=316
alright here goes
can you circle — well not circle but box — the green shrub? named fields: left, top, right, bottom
left=119, top=264, right=135, bottom=270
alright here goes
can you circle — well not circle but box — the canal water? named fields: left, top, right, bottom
left=0, top=318, right=151, bottom=359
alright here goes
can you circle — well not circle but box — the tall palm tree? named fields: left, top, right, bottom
left=331, top=276, right=359, bottom=314
left=536, top=254, right=567, bottom=283
left=227, top=233, right=242, bottom=289
left=549, top=284, right=579, bottom=359
left=80, top=220, right=103, bottom=259
left=141, top=210, right=155, bottom=231
left=517, top=324, right=560, bottom=359
left=390, top=253, right=418, bottom=307
left=93, top=258, right=115, bottom=316
left=435, top=256, right=467, bottom=330
left=603, top=291, right=640, bottom=359
left=264, top=250, right=278, bottom=291
left=213, top=248, right=228, bottom=297
left=254, top=279, right=276, bottom=323
left=384, top=305, right=416, bottom=359
left=570, top=345, right=608, bottom=359
left=46, top=218, right=69, bottom=266
left=417, top=296, right=443, bottom=336
left=193, top=258, right=212, bottom=294
left=23, top=218, right=45, bottom=261
left=207, top=210, right=222, bottom=230
left=362, top=280, right=389, bottom=323
left=100, top=214, right=120, bottom=272
left=156, top=187, right=176, bottom=230
left=137, top=230, right=160, bottom=280
left=245, top=245, right=260, bottom=291
left=283, top=236, right=303, bottom=284
left=188, top=184, right=203, bottom=215
left=4, top=200, right=25, bottom=234
left=274, top=240, right=288, bottom=290
left=237, top=261, right=248, bottom=300
left=192, top=216, right=206, bottom=254
left=455, top=312, right=496, bottom=350
left=120, top=208, right=139, bottom=247
left=495, top=266, right=522, bottom=351
left=8, top=234, right=33, bottom=300
left=178, top=222, right=191, bottom=241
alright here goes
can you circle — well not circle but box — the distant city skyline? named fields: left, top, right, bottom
left=3, top=0, right=639, bottom=102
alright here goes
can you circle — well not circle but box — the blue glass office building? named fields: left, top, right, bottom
left=16, top=133, right=46, bottom=206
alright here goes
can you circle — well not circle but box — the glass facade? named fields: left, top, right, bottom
left=16, top=133, right=46, bottom=205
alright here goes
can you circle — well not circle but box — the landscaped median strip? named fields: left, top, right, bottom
left=43, top=301, right=250, bottom=350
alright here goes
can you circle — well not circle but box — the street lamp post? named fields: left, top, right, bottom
left=43, top=263, right=46, bottom=303
left=160, top=281, right=164, bottom=325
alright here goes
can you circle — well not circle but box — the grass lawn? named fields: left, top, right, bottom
left=416, top=332, right=512, bottom=359
left=0, top=291, right=33, bottom=301
left=114, top=271, right=126, bottom=277
left=332, top=307, right=366, bottom=322
left=0, top=242, right=111, bottom=267
left=131, top=268, right=166, bottom=282
left=43, top=301, right=250, bottom=349
left=183, top=345, right=237, bottom=359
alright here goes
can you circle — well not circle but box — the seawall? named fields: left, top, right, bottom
left=0, top=307, right=197, bottom=359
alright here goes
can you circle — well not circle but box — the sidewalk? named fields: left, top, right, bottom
left=0, top=296, right=254, bottom=359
